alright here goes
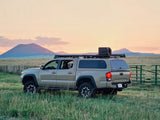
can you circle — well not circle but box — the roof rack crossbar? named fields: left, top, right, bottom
left=54, top=54, right=125, bottom=59
left=111, top=54, right=125, bottom=58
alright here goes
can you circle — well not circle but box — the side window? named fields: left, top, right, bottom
left=44, top=60, right=59, bottom=69
left=60, top=60, right=73, bottom=69
left=79, top=60, right=107, bottom=69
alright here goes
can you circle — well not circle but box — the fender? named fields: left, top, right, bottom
left=76, top=75, right=97, bottom=88
left=22, top=74, right=38, bottom=87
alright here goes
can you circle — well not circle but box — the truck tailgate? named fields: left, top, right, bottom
left=111, top=71, right=130, bottom=82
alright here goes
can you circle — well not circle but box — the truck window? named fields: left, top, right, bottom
left=60, top=60, right=73, bottom=69
left=110, top=60, right=129, bottom=71
left=44, top=60, right=59, bottom=69
left=79, top=60, right=107, bottom=69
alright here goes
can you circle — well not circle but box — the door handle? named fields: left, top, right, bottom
left=52, top=72, right=56, bottom=74
left=120, top=73, right=123, bottom=75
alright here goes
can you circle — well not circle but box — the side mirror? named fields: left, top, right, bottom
left=40, top=65, right=44, bottom=70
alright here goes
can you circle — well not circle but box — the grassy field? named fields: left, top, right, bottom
left=0, top=56, right=160, bottom=66
left=125, top=56, right=160, bottom=65
left=0, top=72, right=160, bottom=120
left=0, top=58, right=52, bottom=66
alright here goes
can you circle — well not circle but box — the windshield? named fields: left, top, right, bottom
left=110, top=59, right=130, bottom=71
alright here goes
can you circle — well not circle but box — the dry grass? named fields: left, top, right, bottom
left=125, top=56, right=160, bottom=65
left=0, top=58, right=52, bottom=66
left=0, top=56, right=160, bottom=66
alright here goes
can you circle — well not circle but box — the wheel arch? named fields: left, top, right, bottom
left=22, top=74, right=38, bottom=87
left=76, top=76, right=97, bottom=89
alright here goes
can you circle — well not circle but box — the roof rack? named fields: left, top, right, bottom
left=54, top=47, right=125, bottom=59
left=54, top=54, right=125, bottom=59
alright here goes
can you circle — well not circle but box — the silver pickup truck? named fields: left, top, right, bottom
left=21, top=47, right=131, bottom=98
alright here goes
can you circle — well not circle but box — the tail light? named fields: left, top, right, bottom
left=129, top=72, right=131, bottom=78
left=106, top=72, right=112, bottom=80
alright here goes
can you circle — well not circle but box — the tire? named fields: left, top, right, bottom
left=78, top=82, right=95, bottom=98
left=24, top=81, right=37, bottom=94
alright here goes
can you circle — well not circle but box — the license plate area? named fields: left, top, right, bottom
left=117, top=84, right=123, bottom=88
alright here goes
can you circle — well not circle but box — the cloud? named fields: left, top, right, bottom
left=35, top=36, right=68, bottom=45
left=0, top=36, right=68, bottom=47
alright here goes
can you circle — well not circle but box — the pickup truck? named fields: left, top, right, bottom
left=21, top=48, right=131, bottom=98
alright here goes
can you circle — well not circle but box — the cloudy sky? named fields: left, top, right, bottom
left=0, top=0, right=160, bottom=54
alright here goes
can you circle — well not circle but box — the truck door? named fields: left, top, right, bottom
left=56, top=59, right=76, bottom=89
left=39, top=60, right=59, bottom=87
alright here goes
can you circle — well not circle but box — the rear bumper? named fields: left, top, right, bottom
left=106, top=81, right=131, bottom=89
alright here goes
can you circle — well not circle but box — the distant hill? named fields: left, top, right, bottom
left=0, top=43, right=54, bottom=58
left=0, top=45, right=158, bottom=59
left=83, top=48, right=157, bottom=56
left=113, top=48, right=156, bottom=56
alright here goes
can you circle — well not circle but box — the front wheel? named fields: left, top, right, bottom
left=78, top=82, right=95, bottom=98
left=24, top=81, right=37, bottom=94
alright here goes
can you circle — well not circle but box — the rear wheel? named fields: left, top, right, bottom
left=78, top=82, right=95, bottom=98
left=24, top=81, right=37, bottom=94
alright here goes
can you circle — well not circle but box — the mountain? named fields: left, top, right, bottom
left=83, top=48, right=157, bottom=56
left=113, top=48, right=132, bottom=54
left=0, top=45, right=158, bottom=59
left=112, top=48, right=156, bottom=56
left=0, top=43, right=54, bottom=58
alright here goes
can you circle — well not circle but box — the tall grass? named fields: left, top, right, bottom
left=0, top=72, right=160, bottom=119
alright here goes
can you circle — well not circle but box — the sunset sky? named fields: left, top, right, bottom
left=0, top=0, right=160, bottom=54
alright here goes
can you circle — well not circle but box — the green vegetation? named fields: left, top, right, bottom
left=0, top=72, right=160, bottom=120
